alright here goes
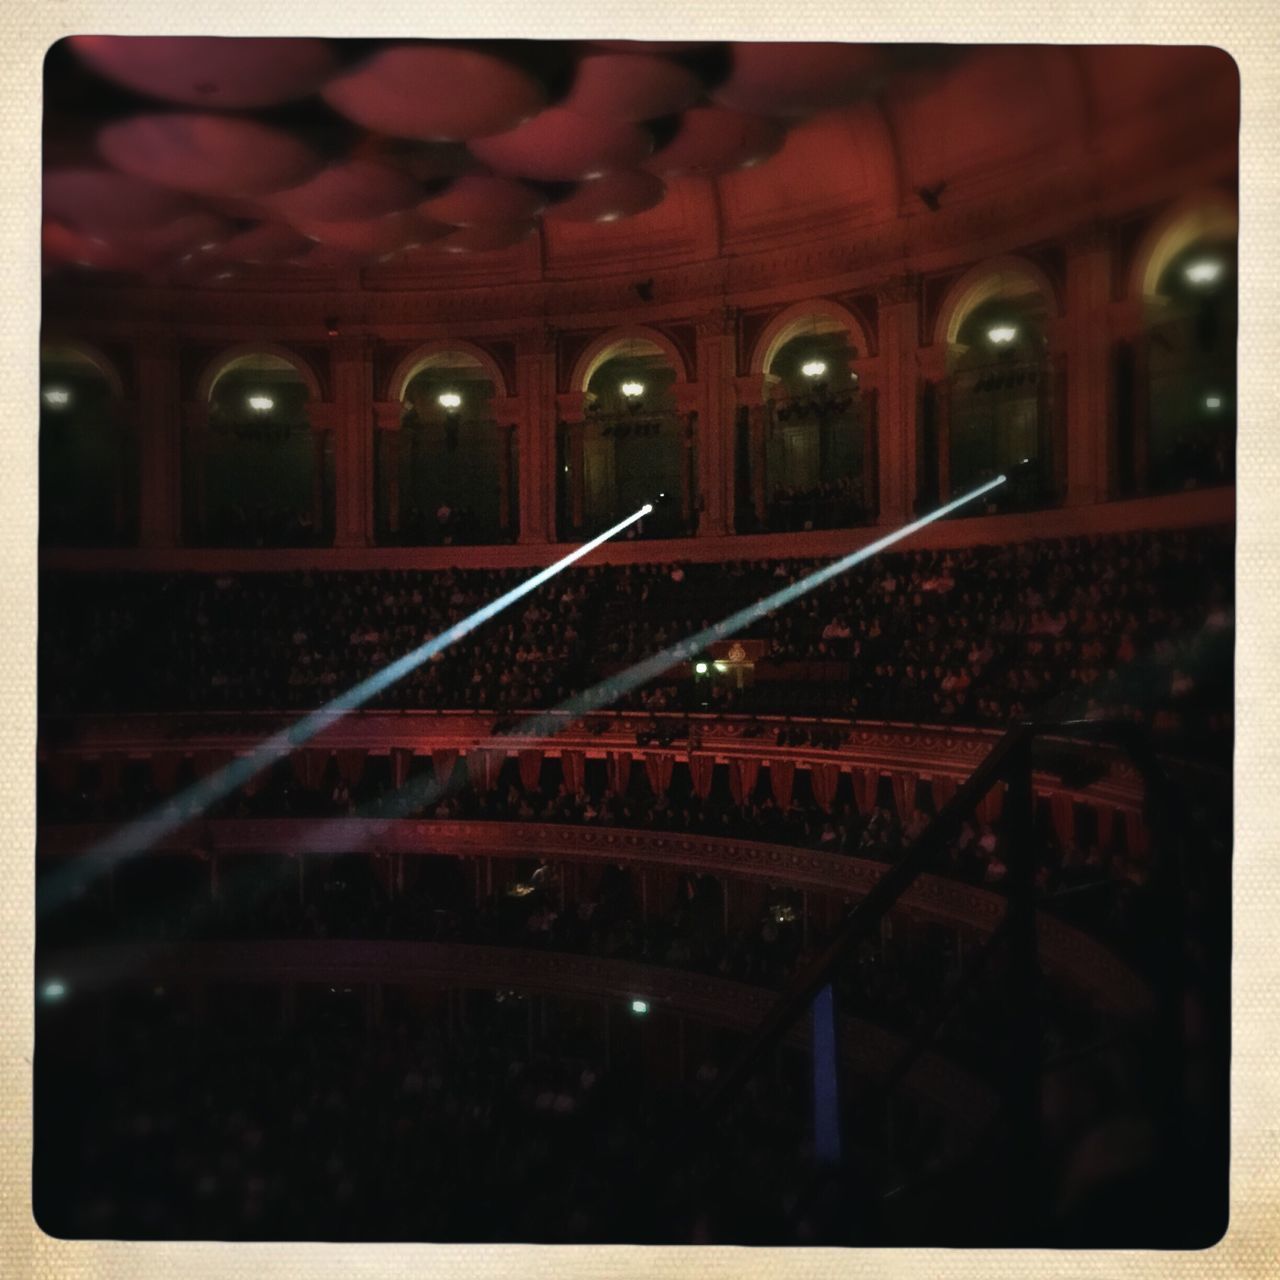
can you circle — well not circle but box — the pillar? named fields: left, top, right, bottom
left=735, top=374, right=773, bottom=528
left=1063, top=228, right=1114, bottom=507
left=516, top=330, right=556, bottom=544
left=693, top=308, right=736, bottom=536
left=179, top=402, right=208, bottom=541
left=373, top=402, right=402, bottom=539
left=1110, top=297, right=1149, bottom=495
left=137, top=335, right=181, bottom=547
left=852, top=354, right=884, bottom=521
left=876, top=277, right=922, bottom=524
left=917, top=343, right=951, bottom=508
left=331, top=337, right=374, bottom=547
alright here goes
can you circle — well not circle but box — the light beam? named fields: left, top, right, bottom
left=281, top=476, right=1008, bottom=843
left=524, top=475, right=1007, bottom=737
left=53, top=504, right=653, bottom=893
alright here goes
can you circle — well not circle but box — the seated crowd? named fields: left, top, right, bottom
left=40, top=529, right=1233, bottom=750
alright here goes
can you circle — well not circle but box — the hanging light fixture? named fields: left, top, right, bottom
left=42, top=387, right=71, bottom=408
left=801, top=359, right=827, bottom=379
left=987, top=324, right=1018, bottom=345
left=620, top=379, right=645, bottom=399
left=438, top=391, right=462, bottom=410
left=247, top=393, right=274, bottom=412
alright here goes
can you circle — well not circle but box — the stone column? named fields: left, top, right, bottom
left=917, top=342, right=950, bottom=508
left=851, top=354, right=883, bottom=521
left=673, top=381, right=701, bottom=533
left=1109, top=297, right=1149, bottom=496
left=330, top=337, right=374, bottom=548
left=516, top=330, right=557, bottom=544
left=136, top=335, right=182, bottom=547
left=692, top=307, right=737, bottom=536
left=1062, top=227, right=1114, bottom=507
left=735, top=373, right=774, bottom=528
left=497, top=421, right=516, bottom=535
left=179, top=401, right=208, bottom=542
left=373, top=400, right=402, bottom=539
left=875, top=277, right=922, bottom=524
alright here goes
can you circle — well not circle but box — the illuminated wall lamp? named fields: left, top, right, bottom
left=620, top=380, right=645, bottom=399
left=1204, top=395, right=1223, bottom=410
left=1184, top=259, right=1224, bottom=286
left=438, top=392, right=462, bottom=410
left=42, top=388, right=71, bottom=408
left=247, top=394, right=274, bottom=412
left=987, top=325, right=1019, bottom=345
left=801, top=359, right=827, bottom=379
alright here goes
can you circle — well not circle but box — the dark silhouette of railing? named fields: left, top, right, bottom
left=695, top=716, right=1228, bottom=1245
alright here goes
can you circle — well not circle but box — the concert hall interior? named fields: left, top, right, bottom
left=35, top=36, right=1236, bottom=1247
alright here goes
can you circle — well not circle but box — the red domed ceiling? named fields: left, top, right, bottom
left=41, top=39, right=1236, bottom=286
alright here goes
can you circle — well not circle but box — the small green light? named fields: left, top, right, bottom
left=630, top=999, right=649, bottom=1015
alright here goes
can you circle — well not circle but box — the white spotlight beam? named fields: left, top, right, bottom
left=62, top=504, right=653, bottom=880
left=288, top=476, right=1009, bottom=847
left=525, top=476, right=1007, bottom=737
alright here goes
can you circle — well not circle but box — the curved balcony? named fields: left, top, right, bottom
left=39, top=818, right=1149, bottom=1014
left=41, top=938, right=998, bottom=1131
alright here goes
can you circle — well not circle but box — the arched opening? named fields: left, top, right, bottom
left=377, top=352, right=515, bottom=545
left=558, top=339, right=692, bottom=540
left=187, top=353, right=332, bottom=547
left=760, top=321, right=869, bottom=531
left=947, top=285, right=1055, bottom=512
left=39, top=344, right=136, bottom=547
left=1143, top=236, right=1236, bottom=493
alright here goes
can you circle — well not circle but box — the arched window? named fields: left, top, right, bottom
left=39, top=344, right=135, bottom=546
left=948, top=289, right=1054, bottom=511
left=377, top=352, right=515, bottom=545
left=188, top=353, right=331, bottom=547
left=1144, top=238, right=1236, bottom=492
left=762, top=324, right=867, bottom=531
left=558, top=339, right=692, bottom=540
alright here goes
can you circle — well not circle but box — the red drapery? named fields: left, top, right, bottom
left=810, top=762, right=841, bottom=813
left=431, top=749, right=459, bottom=789
left=976, top=782, right=1004, bottom=825
left=689, top=754, right=715, bottom=799
left=728, top=757, right=760, bottom=805
left=769, top=759, right=795, bottom=810
left=97, top=754, right=126, bottom=799
left=240, top=757, right=262, bottom=797
left=391, top=747, right=413, bottom=790
left=1096, top=804, right=1116, bottom=851
left=291, top=750, right=327, bottom=790
left=466, top=749, right=501, bottom=792
left=1125, top=810, right=1150, bottom=859
left=337, top=748, right=367, bottom=788
left=607, top=751, right=632, bottom=797
left=891, top=772, right=917, bottom=822
left=645, top=752, right=675, bottom=797
left=518, top=749, right=543, bottom=792
left=1049, top=793, right=1075, bottom=848
left=195, top=748, right=233, bottom=780
left=150, top=752, right=181, bottom=795
left=561, top=749, right=585, bottom=795
left=931, top=775, right=957, bottom=812
left=851, top=766, right=881, bottom=815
